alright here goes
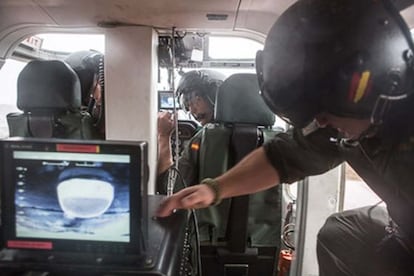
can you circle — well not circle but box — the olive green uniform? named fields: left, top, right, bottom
left=263, top=121, right=414, bottom=275
left=157, top=129, right=281, bottom=246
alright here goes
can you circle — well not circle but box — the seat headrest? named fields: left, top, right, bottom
left=17, top=60, right=82, bottom=112
left=214, top=73, right=275, bottom=126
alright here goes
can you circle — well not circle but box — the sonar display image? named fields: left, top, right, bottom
left=13, top=151, right=131, bottom=243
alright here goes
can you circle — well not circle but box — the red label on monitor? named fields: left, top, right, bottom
left=7, top=240, right=53, bottom=250
left=57, top=144, right=100, bottom=153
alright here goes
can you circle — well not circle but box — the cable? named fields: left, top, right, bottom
left=190, top=209, right=202, bottom=276
left=281, top=223, right=295, bottom=250
left=167, top=166, right=202, bottom=276
left=281, top=201, right=296, bottom=251
left=163, top=26, right=202, bottom=276
left=166, top=26, right=180, bottom=196
left=171, top=31, right=181, bottom=165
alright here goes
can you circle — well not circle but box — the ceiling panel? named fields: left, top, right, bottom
left=236, top=0, right=296, bottom=35
left=35, top=0, right=240, bottom=29
left=1, top=0, right=414, bottom=42
left=0, top=1, right=56, bottom=32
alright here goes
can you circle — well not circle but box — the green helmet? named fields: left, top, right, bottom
left=177, top=70, right=226, bottom=111
left=256, top=0, right=414, bottom=128
left=65, top=50, right=103, bottom=106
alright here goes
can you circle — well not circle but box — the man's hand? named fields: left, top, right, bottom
left=156, top=184, right=216, bottom=217
left=158, top=111, right=175, bottom=137
left=157, top=111, right=176, bottom=174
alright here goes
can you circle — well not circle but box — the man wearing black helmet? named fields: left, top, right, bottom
left=65, top=50, right=105, bottom=139
left=157, top=70, right=225, bottom=276
left=157, top=0, right=414, bottom=275
left=159, top=68, right=282, bottom=249
left=157, top=69, right=225, bottom=180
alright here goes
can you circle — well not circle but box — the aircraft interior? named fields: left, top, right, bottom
left=1, top=0, right=414, bottom=275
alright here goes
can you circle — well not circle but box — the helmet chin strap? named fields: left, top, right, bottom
left=332, top=124, right=378, bottom=148
left=345, top=124, right=379, bottom=145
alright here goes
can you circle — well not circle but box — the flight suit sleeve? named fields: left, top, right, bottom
left=263, top=127, right=345, bottom=184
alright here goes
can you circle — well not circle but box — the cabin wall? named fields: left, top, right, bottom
left=105, top=26, right=158, bottom=194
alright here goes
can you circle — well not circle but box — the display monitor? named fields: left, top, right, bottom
left=0, top=138, right=148, bottom=256
left=158, top=90, right=180, bottom=110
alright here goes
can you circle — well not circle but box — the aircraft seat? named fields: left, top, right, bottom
left=7, top=60, right=99, bottom=139
left=197, top=73, right=282, bottom=276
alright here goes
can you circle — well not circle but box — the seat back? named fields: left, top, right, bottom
left=7, top=60, right=99, bottom=139
left=197, top=73, right=282, bottom=275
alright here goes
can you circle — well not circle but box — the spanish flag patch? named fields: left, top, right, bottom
left=191, top=142, right=200, bottom=151
left=348, top=71, right=372, bottom=103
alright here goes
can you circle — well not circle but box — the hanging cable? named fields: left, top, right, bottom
left=166, top=26, right=180, bottom=196
left=163, top=27, right=203, bottom=276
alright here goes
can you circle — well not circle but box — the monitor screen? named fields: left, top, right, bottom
left=158, top=90, right=179, bottom=110
left=0, top=138, right=147, bottom=255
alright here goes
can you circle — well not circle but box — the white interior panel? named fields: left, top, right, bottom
left=105, top=26, right=158, bottom=194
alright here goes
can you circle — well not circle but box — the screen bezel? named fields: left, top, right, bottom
left=0, top=138, right=148, bottom=255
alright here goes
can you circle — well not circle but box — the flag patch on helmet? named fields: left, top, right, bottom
left=348, top=71, right=372, bottom=103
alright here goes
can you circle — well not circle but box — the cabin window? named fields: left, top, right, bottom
left=0, top=33, right=104, bottom=138
left=342, top=163, right=385, bottom=210
left=157, top=35, right=287, bottom=130
left=208, top=36, right=263, bottom=60
left=36, top=34, right=104, bottom=52
left=285, top=163, right=385, bottom=209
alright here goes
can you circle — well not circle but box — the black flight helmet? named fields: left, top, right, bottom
left=177, top=70, right=226, bottom=112
left=256, top=0, right=414, bottom=128
left=65, top=50, right=104, bottom=107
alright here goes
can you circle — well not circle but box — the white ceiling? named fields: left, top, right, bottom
left=1, top=0, right=414, bottom=58
left=0, top=0, right=296, bottom=34
left=0, top=0, right=298, bottom=59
